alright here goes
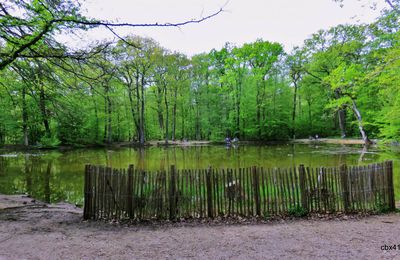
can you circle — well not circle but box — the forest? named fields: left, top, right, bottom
left=0, top=1, right=399, bottom=147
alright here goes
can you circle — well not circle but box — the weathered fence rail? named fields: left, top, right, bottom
left=83, top=161, right=396, bottom=221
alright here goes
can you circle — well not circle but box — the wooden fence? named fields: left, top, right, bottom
left=83, top=161, right=396, bottom=221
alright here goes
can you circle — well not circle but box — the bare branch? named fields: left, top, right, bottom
left=58, top=7, right=224, bottom=28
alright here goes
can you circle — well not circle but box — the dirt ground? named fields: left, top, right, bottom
left=1, top=195, right=400, bottom=259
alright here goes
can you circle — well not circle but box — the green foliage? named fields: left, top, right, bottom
left=0, top=7, right=399, bottom=146
left=288, top=205, right=309, bottom=217
left=38, top=135, right=61, bottom=148
left=374, top=201, right=392, bottom=214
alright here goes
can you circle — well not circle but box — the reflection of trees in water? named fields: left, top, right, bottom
left=196, top=146, right=201, bottom=169
left=1, top=145, right=395, bottom=205
left=0, top=156, right=8, bottom=176
left=137, top=147, right=145, bottom=169
left=44, top=161, right=52, bottom=203
left=358, top=145, right=368, bottom=163
left=24, top=157, right=52, bottom=203
left=25, top=154, right=32, bottom=194
left=181, top=147, right=186, bottom=169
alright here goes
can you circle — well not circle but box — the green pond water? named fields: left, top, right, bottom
left=0, top=143, right=399, bottom=206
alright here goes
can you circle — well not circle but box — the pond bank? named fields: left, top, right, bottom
left=1, top=195, right=399, bottom=259
left=291, top=138, right=379, bottom=145
left=0, top=138, right=383, bottom=151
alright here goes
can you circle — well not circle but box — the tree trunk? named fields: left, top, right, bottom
left=90, top=85, right=99, bottom=142
left=103, top=97, right=107, bottom=142
left=172, top=86, right=178, bottom=141
left=195, top=95, right=201, bottom=140
left=105, top=86, right=112, bottom=144
left=291, top=81, right=298, bottom=139
left=334, top=89, right=346, bottom=138
left=164, top=84, right=169, bottom=144
left=235, top=78, right=242, bottom=138
left=127, top=84, right=139, bottom=141
left=351, top=99, right=371, bottom=144
left=139, top=75, right=146, bottom=144
left=22, top=85, right=29, bottom=146
left=181, top=94, right=185, bottom=140
left=156, top=85, right=164, bottom=131
left=39, top=85, right=51, bottom=137
left=135, top=73, right=142, bottom=143
left=256, top=81, right=262, bottom=138
left=307, top=99, right=312, bottom=131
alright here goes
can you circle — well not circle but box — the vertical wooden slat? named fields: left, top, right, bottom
left=246, top=167, right=252, bottom=215
left=261, top=167, right=267, bottom=216
left=277, top=168, right=284, bottom=213
left=340, top=164, right=349, bottom=213
left=233, top=168, right=237, bottom=216
left=365, top=165, right=370, bottom=210
left=215, top=168, right=220, bottom=217
left=169, top=165, right=176, bottom=220
left=206, top=167, right=213, bottom=218
left=314, top=167, right=320, bottom=212
left=299, top=165, right=307, bottom=211
left=100, top=166, right=105, bottom=219
left=227, top=169, right=232, bottom=216
left=248, top=167, right=253, bottom=215
left=83, top=165, right=91, bottom=220
left=271, top=168, right=278, bottom=214
left=306, top=167, right=313, bottom=213
left=238, top=168, right=243, bottom=216
left=252, top=166, right=261, bottom=216
left=386, top=161, right=395, bottom=211
left=185, top=169, right=190, bottom=217
left=234, top=168, right=239, bottom=216
left=283, top=168, right=291, bottom=210
left=163, top=169, right=168, bottom=219
left=289, top=167, right=296, bottom=208
left=333, top=167, right=340, bottom=212
left=222, top=168, right=226, bottom=216
left=97, top=166, right=103, bottom=220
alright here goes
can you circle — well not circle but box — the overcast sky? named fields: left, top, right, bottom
left=68, top=0, right=386, bottom=56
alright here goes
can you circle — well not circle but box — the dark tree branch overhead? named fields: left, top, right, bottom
left=0, top=0, right=225, bottom=70
left=333, top=0, right=400, bottom=13
left=385, top=0, right=400, bottom=12
left=63, top=8, right=224, bottom=28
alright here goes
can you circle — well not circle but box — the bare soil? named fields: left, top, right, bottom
left=1, top=195, right=400, bottom=259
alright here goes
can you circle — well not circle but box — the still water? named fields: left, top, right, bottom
left=0, top=144, right=399, bottom=205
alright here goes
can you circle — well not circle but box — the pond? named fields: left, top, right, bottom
left=0, top=143, right=399, bottom=206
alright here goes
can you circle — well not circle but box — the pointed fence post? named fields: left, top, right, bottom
left=83, top=164, right=92, bottom=220
left=252, top=166, right=261, bottom=216
left=127, top=164, right=134, bottom=219
left=169, top=165, right=177, bottom=220
left=206, top=166, right=214, bottom=218
left=299, top=164, right=308, bottom=211
left=386, top=160, right=396, bottom=211
left=340, top=164, right=350, bottom=213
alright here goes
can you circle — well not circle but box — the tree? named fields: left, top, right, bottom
left=242, top=40, right=284, bottom=139
left=0, top=0, right=223, bottom=70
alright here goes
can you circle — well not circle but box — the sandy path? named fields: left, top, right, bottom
left=0, top=195, right=399, bottom=259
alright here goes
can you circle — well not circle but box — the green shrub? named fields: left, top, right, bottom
left=39, top=135, right=61, bottom=148
left=375, top=202, right=391, bottom=214
left=288, top=205, right=309, bottom=217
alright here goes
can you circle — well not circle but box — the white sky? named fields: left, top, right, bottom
left=67, top=0, right=386, bottom=56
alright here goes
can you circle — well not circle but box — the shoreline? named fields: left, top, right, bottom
left=0, top=138, right=383, bottom=151
left=290, top=138, right=379, bottom=145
